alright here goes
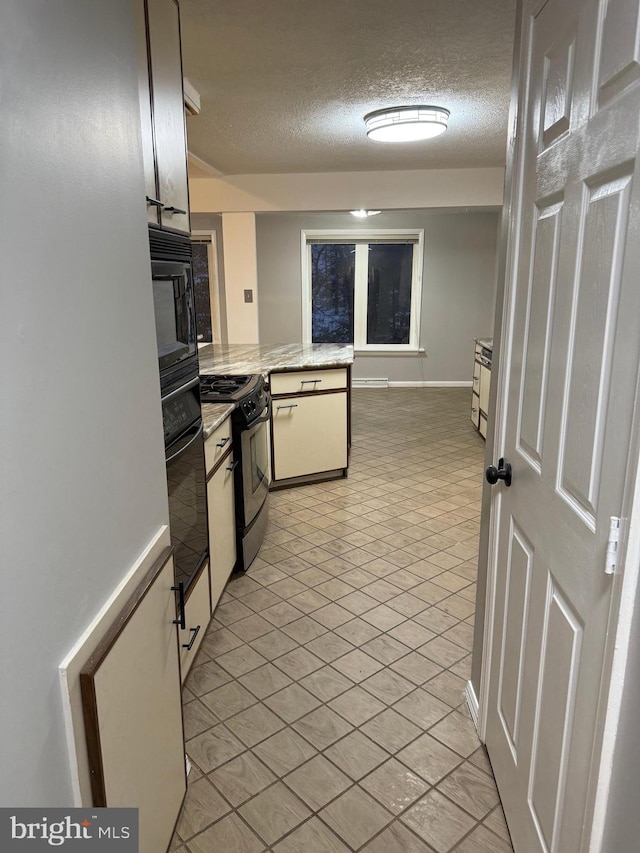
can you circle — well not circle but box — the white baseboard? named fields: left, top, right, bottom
left=390, top=380, right=473, bottom=388
left=352, top=380, right=473, bottom=388
left=465, top=679, right=481, bottom=735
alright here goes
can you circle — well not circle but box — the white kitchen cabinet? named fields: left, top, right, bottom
left=205, top=419, right=237, bottom=611
left=272, top=391, right=348, bottom=481
left=178, top=561, right=210, bottom=681
left=80, top=548, right=186, bottom=853
left=471, top=341, right=492, bottom=439
left=136, top=0, right=190, bottom=233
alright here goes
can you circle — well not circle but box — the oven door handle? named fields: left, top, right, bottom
left=244, top=398, right=272, bottom=430
left=162, top=376, right=200, bottom=405
left=166, top=421, right=204, bottom=464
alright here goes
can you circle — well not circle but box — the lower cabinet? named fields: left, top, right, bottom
left=205, top=414, right=237, bottom=612
left=207, top=448, right=237, bottom=610
left=178, top=561, right=210, bottom=682
left=80, top=548, right=186, bottom=853
left=272, top=391, right=348, bottom=481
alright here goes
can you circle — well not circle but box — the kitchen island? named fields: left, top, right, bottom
left=198, top=342, right=353, bottom=376
left=198, top=343, right=354, bottom=487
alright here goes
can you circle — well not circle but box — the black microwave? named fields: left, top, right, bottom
left=149, top=227, right=198, bottom=395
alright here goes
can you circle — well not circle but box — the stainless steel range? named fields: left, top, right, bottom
left=200, top=374, right=271, bottom=572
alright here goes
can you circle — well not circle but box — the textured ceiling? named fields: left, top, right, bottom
left=180, top=0, right=517, bottom=176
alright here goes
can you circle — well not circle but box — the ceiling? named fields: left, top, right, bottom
left=179, top=0, right=517, bottom=177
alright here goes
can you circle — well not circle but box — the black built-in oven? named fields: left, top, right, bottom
left=150, top=227, right=198, bottom=396
left=162, top=377, right=208, bottom=595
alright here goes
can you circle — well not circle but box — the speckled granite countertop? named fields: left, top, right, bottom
left=201, top=402, right=235, bottom=439
left=198, top=343, right=354, bottom=377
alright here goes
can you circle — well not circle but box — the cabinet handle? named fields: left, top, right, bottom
left=226, top=460, right=239, bottom=472
left=164, top=205, right=187, bottom=215
left=472, top=407, right=478, bottom=413
left=172, top=582, right=186, bottom=630
left=182, top=625, right=200, bottom=650
left=277, top=404, right=298, bottom=411
left=300, top=378, right=321, bottom=385
left=216, top=436, right=230, bottom=448
left=146, top=196, right=165, bottom=209
left=473, top=375, right=480, bottom=381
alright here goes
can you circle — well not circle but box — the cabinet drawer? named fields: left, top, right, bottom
left=205, top=416, right=233, bottom=474
left=270, top=368, right=348, bottom=396
left=479, top=412, right=488, bottom=439
left=179, top=563, right=210, bottom=681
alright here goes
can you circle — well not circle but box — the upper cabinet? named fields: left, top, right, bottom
left=137, top=0, right=190, bottom=234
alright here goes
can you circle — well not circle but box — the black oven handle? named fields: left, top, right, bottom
left=161, top=376, right=200, bottom=405
left=166, top=420, right=204, bottom=464
left=243, top=397, right=272, bottom=430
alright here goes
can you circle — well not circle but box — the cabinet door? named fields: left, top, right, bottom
left=208, top=453, right=237, bottom=611
left=80, top=550, right=186, bottom=853
left=471, top=392, right=480, bottom=428
left=272, top=393, right=348, bottom=481
left=479, top=364, right=491, bottom=415
left=136, top=0, right=159, bottom=225
left=179, top=562, right=210, bottom=681
left=146, top=0, right=190, bottom=233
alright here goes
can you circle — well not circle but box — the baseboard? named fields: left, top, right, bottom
left=391, top=380, right=473, bottom=388
left=352, top=380, right=473, bottom=388
left=465, top=679, right=481, bottom=735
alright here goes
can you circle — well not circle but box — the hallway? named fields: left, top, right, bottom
left=173, top=388, right=513, bottom=852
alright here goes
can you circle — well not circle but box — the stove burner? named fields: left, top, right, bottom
left=200, top=374, right=253, bottom=399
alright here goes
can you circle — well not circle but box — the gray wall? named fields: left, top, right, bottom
left=256, top=210, right=499, bottom=382
left=0, top=1, right=168, bottom=805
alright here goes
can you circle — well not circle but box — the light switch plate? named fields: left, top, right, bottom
left=244, top=289, right=253, bottom=303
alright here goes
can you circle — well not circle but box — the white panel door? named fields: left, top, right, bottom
left=485, top=0, right=640, bottom=851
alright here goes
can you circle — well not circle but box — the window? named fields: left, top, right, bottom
left=302, top=230, right=423, bottom=351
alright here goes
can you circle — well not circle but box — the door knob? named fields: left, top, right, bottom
left=486, top=458, right=512, bottom=487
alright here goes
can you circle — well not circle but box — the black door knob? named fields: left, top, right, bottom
left=486, top=458, right=512, bottom=487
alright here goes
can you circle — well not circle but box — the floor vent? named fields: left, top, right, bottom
left=352, top=377, right=389, bottom=388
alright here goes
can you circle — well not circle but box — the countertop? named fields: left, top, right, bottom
left=201, top=402, right=235, bottom=439
left=198, top=343, right=354, bottom=377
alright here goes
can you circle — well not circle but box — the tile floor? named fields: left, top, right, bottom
left=172, top=388, right=514, bottom=853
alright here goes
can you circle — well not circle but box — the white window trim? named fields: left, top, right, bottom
left=301, top=229, right=424, bottom=352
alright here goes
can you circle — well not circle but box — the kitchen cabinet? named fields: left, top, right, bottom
left=205, top=417, right=237, bottom=611
left=178, top=561, right=210, bottom=682
left=471, top=340, right=492, bottom=439
left=271, top=368, right=349, bottom=484
left=136, top=0, right=190, bottom=233
left=80, top=548, right=186, bottom=853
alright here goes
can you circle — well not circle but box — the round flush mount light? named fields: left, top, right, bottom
left=350, top=209, right=382, bottom=218
left=364, top=105, right=450, bottom=142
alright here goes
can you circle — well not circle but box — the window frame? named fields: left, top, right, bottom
left=301, top=229, right=424, bottom=352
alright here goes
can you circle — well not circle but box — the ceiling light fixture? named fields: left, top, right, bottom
left=350, top=209, right=382, bottom=218
left=364, top=105, right=450, bottom=142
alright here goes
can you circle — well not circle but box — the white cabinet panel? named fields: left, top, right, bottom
left=179, top=562, right=210, bottom=681
left=270, top=368, right=348, bottom=396
left=272, top=393, right=347, bottom=481
left=205, top=417, right=233, bottom=475
left=80, top=550, right=185, bottom=853
left=207, top=451, right=237, bottom=610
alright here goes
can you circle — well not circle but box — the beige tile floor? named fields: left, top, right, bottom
left=173, top=388, right=514, bottom=853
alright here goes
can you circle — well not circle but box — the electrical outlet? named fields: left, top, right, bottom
left=244, top=289, right=253, bottom=303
